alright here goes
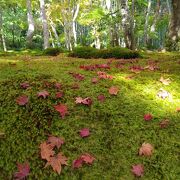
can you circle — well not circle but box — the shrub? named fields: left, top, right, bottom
left=69, top=46, right=140, bottom=59
left=69, top=46, right=98, bottom=59
left=43, top=47, right=64, bottom=56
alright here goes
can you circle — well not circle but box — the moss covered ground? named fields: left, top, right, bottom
left=0, top=52, right=179, bottom=179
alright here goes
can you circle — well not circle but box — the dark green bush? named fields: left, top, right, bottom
left=43, top=47, right=64, bottom=56
left=69, top=46, right=140, bottom=59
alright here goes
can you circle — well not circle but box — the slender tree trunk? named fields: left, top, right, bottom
left=0, top=9, right=7, bottom=51
left=39, top=0, right=49, bottom=49
left=144, top=0, right=152, bottom=47
left=72, top=4, right=79, bottom=47
left=49, top=30, right=55, bottom=48
left=50, top=20, right=60, bottom=47
left=130, top=0, right=135, bottom=50
left=26, top=0, right=35, bottom=48
left=167, top=0, right=180, bottom=51
left=120, top=0, right=132, bottom=49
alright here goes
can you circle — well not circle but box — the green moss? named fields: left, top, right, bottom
left=0, top=52, right=179, bottom=179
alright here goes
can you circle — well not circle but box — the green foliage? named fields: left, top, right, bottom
left=43, top=48, right=64, bottom=56
left=69, top=47, right=140, bottom=59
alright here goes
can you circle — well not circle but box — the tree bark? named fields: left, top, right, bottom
left=26, top=0, right=35, bottom=48
left=39, top=0, right=49, bottom=49
left=144, top=0, right=152, bottom=47
left=167, top=0, right=180, bottom=51
left=120, top=0, right=133, bottom=49
left=0, top=9, right=7, bottom=51
left=50, top=20, right=60, bottom=47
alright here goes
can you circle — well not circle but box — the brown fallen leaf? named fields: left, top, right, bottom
left=159, top=76, right=171, bottom=85
left=159, top=119, right=170, bottom=128
left=109, top=86, right=119, bottom=95
left=40, top=142, right=55, bottom=161
left=45, top=152, right=68, bottom=174
left=139, top=143, right=154, bottom=157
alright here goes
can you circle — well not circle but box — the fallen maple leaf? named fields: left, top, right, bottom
left=55, top=92, right=63, bottom=99
left=45, top=152, right=68, bottom=174
left=16, top=95, right=29, bottom=106
left=47, top=136, right=64, bottom=149
left=109, top=86, right=119, bottom=95
left=81, top=153, right=95, bottom=164
left=159, top=119, right=170, bottom=128
left=40, top=142, right=55, bottom=161
left=144, top=113, right=153, bottom=121
left=159, top=76, right=171, bottom=85
left=37, top=90, right=49, bottom=99
left=54, top=83, right=62, bottom=89
left=54, top=104, right=68, bottom=118
left=91, top=77, right=99, bottom=84
left=14, top=162, right=30, bottom=180
left=72, top=73, right=85, bottom=81
left=97, top=94, right=105, bottom=102
left=139, top=143, right=154, bottom=157
left=72, top=158, right=83, bottom=169
left=20, top=82, right=30, bottom=89
left=72, top=153, right=95, bottom=169
left=130, top=65, right=143, bottom=73
left=79, top=128, right=90, bottom=138
left=131, top=164, right=144, bottom=177
left=75, top=97, right=92, bottom=106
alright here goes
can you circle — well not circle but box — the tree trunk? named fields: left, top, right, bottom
left=50, top=20, right=60, bottom=47
left=130, top=0, right=135, bottom=50
left=120, top=0, right=133, bottom=49
left=167, top=0, right=180, bottom=51
left=26, top=0, right=35, bottom=48
left=144, top=0, right=152, bottom=47
left=0, top=9, right=7, bottom=51
left=39, top=0, right=49, bottom=49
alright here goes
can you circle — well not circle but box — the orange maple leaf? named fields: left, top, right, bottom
left=45, top=152, right=68, bottom=174
left=40, top=142, right=55, bottom=161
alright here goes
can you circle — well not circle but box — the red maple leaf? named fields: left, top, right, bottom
left=79, top=128, right=90, bottom=138
left=16, top=95, right=29, bottom=106
left=14, top=162, right=30, bottom=180
left=55, top=92, right=63, bottom=99
left=97, top=94, right=105, bottom=102
left=91, top=77, right=99, bottom=84
left=139, top=143, right=154, bottom=157
left=45, top=152, right=68, bottom=174
left=72, top=158, right=83, bottom=169
left=159, top=119, right=170, bottom=128
left=72, top=153, right=95, bottom=169
left=130, top=65, right=143, bottom=73
left=109, top=86, right=119, bottom=95
left=54, top=82, right=62, bottom=89
left=40, top=142, right=55, bottom=161
left=72, top=73, right=85, bottom=81
left=37, top=90, right=49, bottom=99
left=20, top=82, right=30, bottom=89
left=54, top=104, right=68, bottom=118
left=131, top=164, right=144, bottom=177
left=81, top=153, right=95, bottom=164
left=144, top=113, right=153, bottom=121
left=75, top=97, right=92, bottom=106
left=47, top=136, right=64, bottom=149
